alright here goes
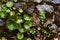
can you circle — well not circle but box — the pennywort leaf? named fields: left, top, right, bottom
left=16, top=18, right=23, bottom=24
left=18, top=8, right=23, bottom=13
left=6, top=20, right=16, bottom=31
left=14, top=0, right=18, bottom=2
left=24, top=14, right=31, bottom=21
left=27, top=38, right=32, bottom=40
left=24, top=21, right=32, bottom=29
left=10, top=11, right=15, bottom=16
left=19, top=27, right=25, bottom=33
left=17, top=33, right=24, bottom=39
left=6, top=2, right=14, bottom=7
left=0, top=11, right=5, bottom=18
left=29, top=29, right=36, bottom=34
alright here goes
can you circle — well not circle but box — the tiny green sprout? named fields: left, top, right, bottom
left=24, top=14, right=31, bottom=21
left=13, top=7, right=16, bottom=10
left=27, top=38, right=32, bottom=40
left=24, top=21, right=32, bottom=29
left=18, top=8, right=23, bottom=13
left=29, top=29, right=36, bottom=34
left=6, top=2, right=14, bottom=7
left=6, top=9, right=10, bottom=13
left=6, top=21, right=16, bottom=31
left=19, top=28, right=25, bottom=33
left=17, top=33, right=24, bottom=39
left=0, top=11, right=5, bottom=18
left=37, top=27, right=41, bottom=30
left=17, top=12, right=21, bottom=15
left=14, top=0, right=18, bottom=2
left=16, top=18, right=23, bottom=24
left=42, top=28, right=46, bottom=33
left=48, top=9, right=53, bottom=14
left=10, top=11, right=15, bottom=16
left=39, top=11, right=46, bottom=24
left=21, top=2, right=26, bottom=5
left=46, top=33, right=51, bottom=37
left=2, top=0, right=7, bottom=2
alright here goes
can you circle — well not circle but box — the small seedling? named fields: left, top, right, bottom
left=6, top=2, right=14, bottom=7
left=17, top=33, right=24, bottom=39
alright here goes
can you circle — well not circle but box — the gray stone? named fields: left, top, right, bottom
left=36, top=4, right=54, bottom=12
left=51, top=24, right=57, bottom=29
left=34, top=0, right=42, bottom=3
left=52, top=0, right=60, bottom=4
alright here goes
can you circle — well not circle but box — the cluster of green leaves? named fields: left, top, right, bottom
left=6, top=10, right=32, bottom=40
left=38, top=10, right=53, bottom=37
left=42, top=28, right=52, bottom=37
left=0, top=1, right=54, bottom=40
left=0, top=2, right=32, bottom=40
left=38, top=11, right=46, bottom=24
left=38, top=9, right=53, bottom=24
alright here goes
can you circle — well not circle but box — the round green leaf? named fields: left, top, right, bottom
left=37, top=27, right=41, bottom=30
left=14, top=0, right=18, bottom=2
left=29, top=29, right=36, bottom=34
left=6, top=9, right=10, bottom=13
left=7, top=23, right=16, bottom=31
left=24, top=14, right=31, bottom=21
left=17, top=33, right=24, bottom=39
left=16, top=19, right=23, bottom=24
left=24, top=21, right=32, bottom=29
left=0, top=12, right=5, bottom=18
left=19, top=28, right=25, bottom=33
left=6, top=2, right=14, bottom=7
left=27, top=38, right=32, bottom=40
left=10, top=11, right=15, bottom=16
left=18, top=8, right=23, bottom=13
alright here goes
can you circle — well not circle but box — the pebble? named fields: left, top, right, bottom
left=14, top=3, right=24, bottom=9
left=34, top=0, right=42, bottom=3
left=36, top=5, right=45, bottom=11
left=51, top=24, right=57, bottom=29
left=27, top=6, right=34, bottom=14
left=36, top=4, right=54, bottom=12
left=52, top=0, right=60, bottom=4
left=54, top=38, right=58, bottom=40
left=45, top=0, right=60, bottom=4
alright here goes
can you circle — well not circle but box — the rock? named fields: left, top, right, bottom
left=45, top=0, right=60, bottom=4
left=52, top=0, right=60, bottom=4
left=36, top=5, right=44, bottom=11
left=58, top=32, right=60, bottom=35
left=43, top=19, right=51, bottom=27
left=14, top=3, right=24, bottom=9
left=27, top=6, right=34, bottom=14
left=43, top=15, right=55, bottom=27
left=51, top=24, right=57, bottom=29
left=36, top=4, right=54, bottom=12
left=54, top=11, right=60, bottom=17
left=32, top=13, right=40, bottom=26
left=42, top=5, right=54, bottom=11
left=54, top=38, right=58, bottom=40
left=34, top=0, right=42, bottom=3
